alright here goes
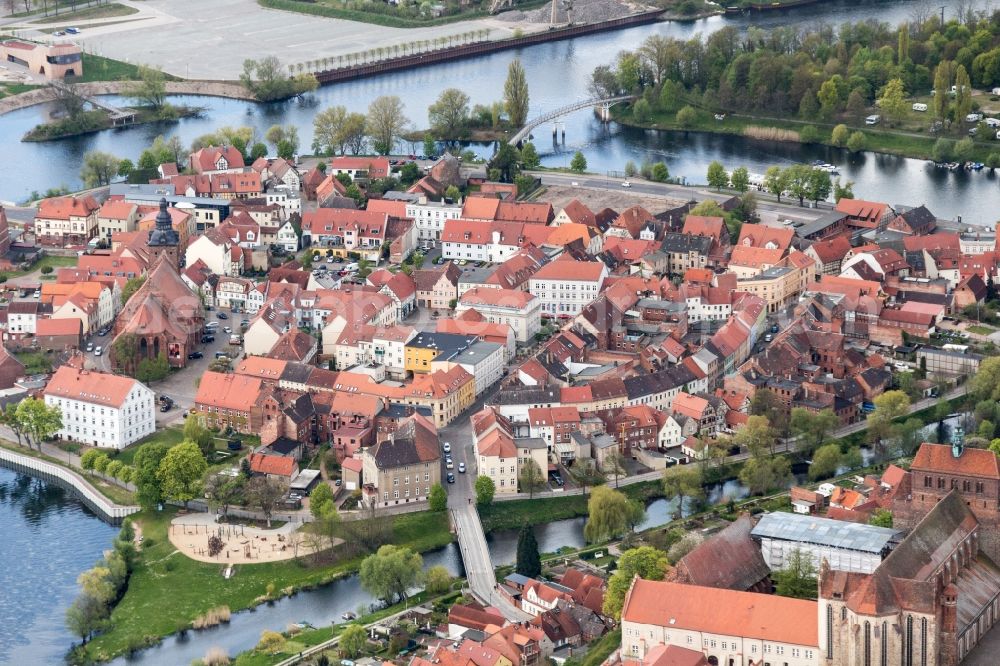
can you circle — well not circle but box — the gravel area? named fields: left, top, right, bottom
left=539, top=183, right=687, bottom=214
left=497, top=0, right=646, bottom=23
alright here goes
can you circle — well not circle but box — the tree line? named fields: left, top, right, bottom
left=590, top=12, right=1000, bottom=133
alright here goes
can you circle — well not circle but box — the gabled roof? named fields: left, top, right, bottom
left=674, top=514, right=770, bottom=591
left=195, top=371, right=264, bottom=411
left=911, top=442, right=1000, bottom=479
left=736, top=223, right=793, bottom=251
left=248, top=452, right=296, bottom=477
left=44, top=366, right=143, bottom=408
left=531, top=256, right=605, bottom=283
left=37, top=195, right=99, bottom=220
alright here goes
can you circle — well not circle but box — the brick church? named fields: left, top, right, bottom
left=818, top=433, right=1000, bottom=666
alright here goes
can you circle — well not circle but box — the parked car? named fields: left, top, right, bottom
left=86, top=342, right=94, bottom=352
left=188, top=351, right=204, bottom=359
left=217, top=312, right=228, bottom=319
left=442, top=442, right=451, bottom=453
left=551, top=473, right=564, bottom=486
left=65, top=26, right=80, bottom=34
left=160, top=403, right=171, bottom=412
left=447, top=473, right=455, bottom=484
left=201, top=335, right=215, bottom=343
left=223, top=326, right=232, bottom=334
left=458, top=462, right=466, bottom=473
left=94, top=346, right=102, bottom=356
left=621, top=181, right=631, bottom=188
left=446, top=459, right=454, bottom=470
left=764, top=334, right=773, bottom=342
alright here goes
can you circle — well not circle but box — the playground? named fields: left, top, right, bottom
left=168, top=512, right=335, bottom=564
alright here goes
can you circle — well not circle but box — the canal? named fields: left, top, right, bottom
left=1, top=0, right=998, bottom=222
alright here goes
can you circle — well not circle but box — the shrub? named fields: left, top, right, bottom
left=743, top=125, right=799, bottom=142
left=193, top=606, right=232, bottom=629
left=676, top=105, right=697, bottom=128
left=202, top=647, right=231, bottom=666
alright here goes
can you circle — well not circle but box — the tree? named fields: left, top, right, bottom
left=790, top=408, right=838, bottom=453
left=367, top=95, right=409, bottom=155
left=105, top=460, right=124, bottom=480
left=15, top=397, right=62, bottom=450
left=520, top=142, right=540, bottom=169
left=868, top=390, right=911, bottom=449
left=490, top=142, right=521, bottom=182
left=65, top=593, right=106, bottom=644
left=135, top=352, right=170, bottom=384
left=428, top=483, right=447, bottom=512
left=676, top=105, right=697, bottom=128
left=310, top=482, right=336, bottom=519
left=831, top=124, right=850, bottom=147
left=428, top=88, right=471, bottom=140
left=662, top=465, right=703, bottom=519
left=92, top=453, right=111, bottom=475
left=735, top=414, right=777, bottom=458
left=569, top=458, right=605, bottom=498
left=705, top=160, right=728, bottom=190
left=807, top=168, right=832, bottom=203
left=504, top=59, right=530, bottom=127
left=133, top=442, right=170, bottom=510
left=878, top=78, right=907, bottom=126
left=584, top=486, right=632, bottom=543
left=475, top=475, right=495, bottom=506
left=121, top=277, right=146, bottom=305
left=313, top=105, right=348, bottom=155
left=240, top=56, right=317, bottom=102
left=933, top=61, right=951, bottom=121
left=772, top=548, right=817, bottom=600
left=845, top=89, right=867, bottom=124
left=183, top=414, right=214, bottom=459
left=423, top=134, right=437, bottom=158
left=80, top=448, right=102, bottom=470
left=265, top=124, right=299, bottom=159
left=340, top=113, right=368, bottom=155
left=971, top=357, right=1000, bottom=401
left=515, top=524, right=541, bottom=578
left=764, top=166, right=788, bottom=202
left=117, top=158, right=134, bottom=180
left=156, top=441, right=207, bottom=507
left=80, top=150, right=121, bottom=188
left=603, top=546, right=668, bottom=620
left=257, top=630, right=286, bottom=655
left=689, top=200, right=725, bottom=217
left=932, top=137, right=954, bottom=162
left=339, top=624, right=368, bottom=658
left=425, top=565, right=452, bottom=595
left=359, top=544, right=423, bottom=604
left=445, top=185, right=461, bottom=201
left=739, top=456, right=792, bottom=495
left=603, top=450, right=628, bottom=488
left=246, top=477, right=285, bottom=527
left=569, top=151, right=587, bottom=173
left=518, top=458, right=546, bottom=497
left=846, top=131, right=866, bottom=152
left=954, top=137, right=975, bottom=163
left=834, top=178, right=855, bottom=202
left=784, top=164, right=812, bottom=206
left=730, top=166, right=749, bottom=193
left=869, top=508, right=893, bottom=528
left=205, top=475, right=243, bottom=519
left=809, top=443, right=842, bottom=480
left=129, top=65, right=167, bottom=109
left=955, top=65, right=972, bottom=123
left=632, top=98, right=652, bottom=123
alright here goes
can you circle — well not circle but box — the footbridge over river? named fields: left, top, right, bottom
left=508, top=95, right=635, bottom=145
left=49, top=80, right=136, bottom=125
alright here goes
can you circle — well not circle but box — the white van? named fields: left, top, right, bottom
left=912, top=102, right=928, bottom=112
left=966, top=113, right=983, bottom=123
left=343, top=262, right=359, bottom=273
left=865, top=114, right=881, bottom=125
left=986, top=117, right=1000, bottom=128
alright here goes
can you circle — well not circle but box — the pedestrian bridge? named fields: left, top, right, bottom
left=508, top=95, right=636, bottom=146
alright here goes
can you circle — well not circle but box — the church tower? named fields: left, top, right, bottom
left=147, top=197, right=180, bottom=267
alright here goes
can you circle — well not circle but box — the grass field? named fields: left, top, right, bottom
left=620, top=105, right=1000, bottom=164
left=33, top=2, right=137, bottom=23
left=968, top=325, right=996, bottom=335
left=4, top=254, right=78, bottom=277
left=0, top=82, right=39, bottom=100
left=82, top=508, right=453, bottom=662
left=69, top=52, right=144, bottom=83
left=259, top=0, right=548, bottom=29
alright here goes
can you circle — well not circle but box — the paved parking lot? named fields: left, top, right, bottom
left=66, top=0, right=530, bottom=80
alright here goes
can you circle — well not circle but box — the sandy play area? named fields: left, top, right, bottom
left=168, top=513, right=329, bottom=564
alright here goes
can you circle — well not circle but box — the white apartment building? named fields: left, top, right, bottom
left=621, top=579, right=820, bottom=666
left=44, top=365, right=155, bottom=449
left=405, top=199, right=462, bottom=242
left=457, top=288, right=541, bottom=343
left=433, top=340, right=505, bottom=396
left=685, top=294, right=733, bottom=323
left=528, top=259, right=608, bottom=317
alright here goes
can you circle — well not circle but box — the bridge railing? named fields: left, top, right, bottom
left=508, top=95, right=635, bottom=145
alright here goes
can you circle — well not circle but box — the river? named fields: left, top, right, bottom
left=0, top=467, right=118, bottom=666
left=2, top=0, right=998, bottom=222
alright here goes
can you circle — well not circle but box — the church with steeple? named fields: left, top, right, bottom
left=147, top=197, right=181, bottom=267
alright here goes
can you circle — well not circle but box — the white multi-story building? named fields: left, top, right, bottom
left=44, top=365, right=155, bottom=449
left=528, top=258, right=608, bottom=318
left=433, top=340, right=505, bottom=396
left=457, top=287, right=541, bottom=343
left=621, top=579, right=820, bottom=666
left=405, top=199, right=462, bottom=242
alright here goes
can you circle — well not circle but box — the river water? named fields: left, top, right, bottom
left=2, top=0, right=998, bottom=222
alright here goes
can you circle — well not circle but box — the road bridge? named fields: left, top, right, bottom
left=508, top=95, right=635, bottom=146
left=452, top=505, right=532, bottom=621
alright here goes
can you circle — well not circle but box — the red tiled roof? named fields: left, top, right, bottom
left=531, top=256, right=605, bottom=283
left=622, top=579, right=818, bottom=647
left=460, top=287, right=535, bottom=309
left=248, top=453, right=296, bottom=477
left=44, top=366, right=140, bottom=408
left=911, top=442, right=1000, bottom=479
left=37, top=195, right=99, bottom=220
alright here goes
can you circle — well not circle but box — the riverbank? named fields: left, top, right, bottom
left=23, top=103, right=204, bottom=141
left=0, top=80, right=254, bottom=116
left=614, top=104, right=1000, bottom=164
left=79, top=508, right=453, bottom=663
left=0, top=441, right=138, bottom=520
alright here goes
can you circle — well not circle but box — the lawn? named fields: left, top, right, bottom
left=68, top=53, right=144, bottom=83
left=0, top=82, right=39, bottom=100
left=81, top=508, right=452, bottom=662
left=4, top=254, right=78, bottom=277
left=968, top=325, right=996, bottom=335
left=621, top=105, right=1000, bottom=164
left=578, top=628, right=622, bottom=666
left=13, top=351, right=53, bottom=374
left=32, top=1, right=138, bottom=23
left=114, top=427, right=186, bottom=466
